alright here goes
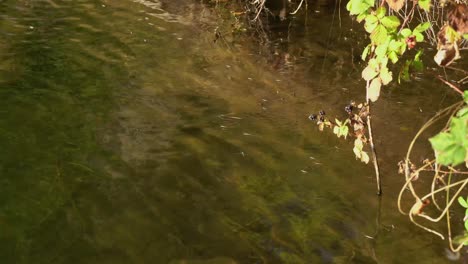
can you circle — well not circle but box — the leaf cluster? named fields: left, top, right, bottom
left=347, top=2, right=431, bottom=102
left=310, top=103, right=371, bottom=164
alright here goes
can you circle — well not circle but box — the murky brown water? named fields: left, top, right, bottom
left=0, top=0, right=465, bottom=263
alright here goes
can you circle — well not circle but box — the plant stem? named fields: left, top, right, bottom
left=366, top=80, right=382, bottom=195
left=436, top=75, right=464, bottom=96
left=367, top=106, right=382, bottom=195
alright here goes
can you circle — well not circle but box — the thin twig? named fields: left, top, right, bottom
left=366, top=80, right=382, bottom=195
left=398, top=2, right=416, bottom=34
left=290, top=0, right=305, bottom=15
left=436, top=75, right=464, bottom=95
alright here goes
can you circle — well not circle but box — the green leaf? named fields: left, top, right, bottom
left=365, top=14, right=378, bottom=24
left=380, top=67, right=393, bottom=85
left=401, top=28, right=412, bottom=38
left=381, top=16, right=400, bottom=30
left=414, top=22, right=431, bottom=33
left=346, top=0, right=353, bottom=12
left=450, top=117, right=467, bottom=144
left=418, top=0, right=430, bottom=11
left=364, top=20, right=378, bottom=33
left=375, top=40, right=389, bottom=58
left=376, top=7, right=386, bottom=19
left=398, top=60, right=411, bottom=82
left=414, top=49, right=423, bottom=61
left=430, top=132, right=453, bottom=151
left=430, top=117, right=468, bottom=166
left=457, top=107, right=468, bottom=118
left=441, top=145, right=466, bottom=166
left=464, top=91, right=468, bottom=104
left=446, top=26, right=460, bottom=43
left=377, top=57, right=388, bottom=68
left=347, top=0, right=375, bottom=15
left=339, top=125, right=349, bottom=139
left=453, top=233, right=468, bottom=245
left=430, top=133, right=467, bottom=165
left=464, top=220, right=468, bottom=232
left=399, top=43, right=407, bottom=55
left=388, top=51, right=399, bottom=63
left=368, top=58, right=379, bottom=69
left=357, top=12, right=369, bottom=22
left=414, top=32, right=424, bottom=42
left=389, top=39, right=402, bottom=51
left=411, top=50, right=424, bottom=71
left=371, top=24, right=388, bottom=45
left=459, top=196, right=468, bottom=208
left=361, top=45, right=371, bottom=61
left=464, top=34, right=468, bottom=40
left=412, top=60, right=423, bottom=71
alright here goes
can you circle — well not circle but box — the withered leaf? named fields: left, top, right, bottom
left=353, top=146, right=362, bottom=159
left=360, top=151, right=370, bottom=164
left=368, top=78, right=382, bottom=102
left=318, top=123, right=325, bottom=131
left=333, top=125, right=340, bottom=135
left=362, top=65, right=379, bottom=81
left=354, top=138, right=364, bottom=150
left=386, top=0, right=404, bottom=11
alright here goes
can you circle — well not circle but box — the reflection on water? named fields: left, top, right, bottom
left=0, top=0, right=462, bottom=263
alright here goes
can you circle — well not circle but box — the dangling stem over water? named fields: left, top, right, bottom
left=366, top=80, right=382, bottom=195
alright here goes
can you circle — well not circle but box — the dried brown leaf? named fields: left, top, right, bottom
left=368, top=78, right=382, bottom=102
left=386, top=0, right=404, bottom=11
left=318, top=123, right=324, bottom=131
left=411, top=200, right=423, bottom=215
left=361, top=151, right=370, bottom=164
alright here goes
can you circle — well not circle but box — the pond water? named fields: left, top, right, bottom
left=0, top=0, right=465, bottom=263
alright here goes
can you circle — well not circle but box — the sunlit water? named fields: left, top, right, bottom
left=0, top=0, right=464, bottom=263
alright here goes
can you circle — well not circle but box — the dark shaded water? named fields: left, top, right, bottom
left=0, top=0, right=464, bottom=263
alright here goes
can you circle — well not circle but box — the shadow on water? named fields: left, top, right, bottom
left=0, top=0, right=464, bottom=263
